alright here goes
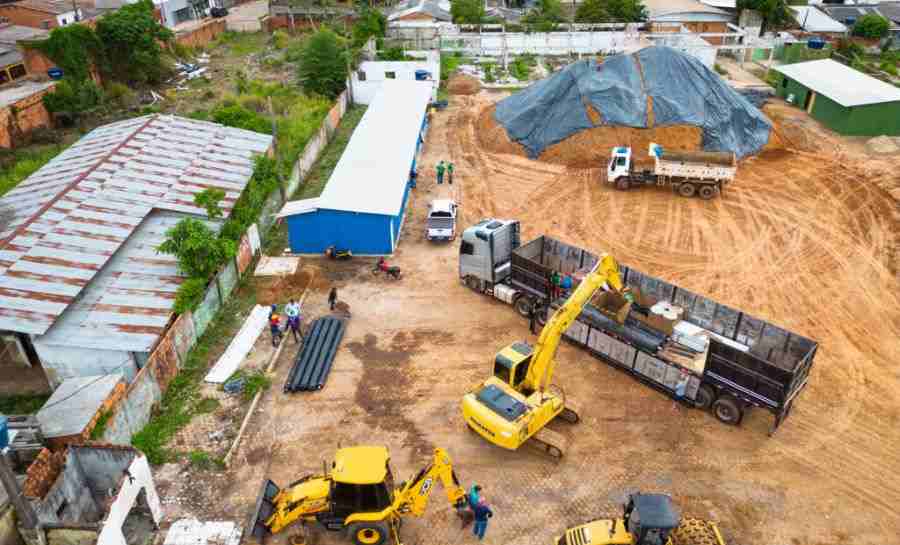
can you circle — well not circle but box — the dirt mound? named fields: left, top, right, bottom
left=447, top=74, right=480, bottom=95
left=476, top=104, right=703, bottom=168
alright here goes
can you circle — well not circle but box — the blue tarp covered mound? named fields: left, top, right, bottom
left=494, top=46, right=772, bottom=159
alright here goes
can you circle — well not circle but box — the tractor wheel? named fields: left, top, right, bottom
left=514, top=296, right=532, bottom=318
left=712, top=396, right=742, bottom=425
left=698, top=185, right=719, bottom=200
left=465, top=276, right=481, bottom=292
left=678, top=183, right=697, bottom=198
left=348, top=521, right=389, bottom=545
left=693, top=385, right=715, bottom=410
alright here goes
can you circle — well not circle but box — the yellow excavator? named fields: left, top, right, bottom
left=554, top=493, right=726, bottom=545
left=460, top=253, right=628, bottom=458
left=249, top=446, right=468, bottom=545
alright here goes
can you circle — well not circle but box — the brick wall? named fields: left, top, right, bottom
left=19, top=47, right=54, bottom=76
left=174, top=19, right=226, bottom=48
left=43, top=378, right=127, bottom=450
left=0, top=6, right=59, bottom=30
left=0, top=83, right=54, bottom=149
left=395, top=12, right=437, bottom=22
left=22, top=449, right=66, bottom=499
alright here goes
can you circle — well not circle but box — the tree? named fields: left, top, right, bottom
left=158, top=218, right=236, bottom=279
left=352, top=6, right=386, bottom=47
left=606, top=0, right=648, bottom=22
left=576, top=0, right=609, bottom=24
left=737, top=0, right=791, bottom=33
left=853, top=14, right=890, bottom=39
left=451, top=0, right=486, bottom=24
left=194, top=188, right=226, bottom=219
left=523, top=0, right=564, bottom=32
left=42, top=79, right=103, bottom=120
left=95, top=0, right=173, bottom=84
left=298, top=29, right=348, bottom=99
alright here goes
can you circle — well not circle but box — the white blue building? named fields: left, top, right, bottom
left=278, top=81, right=433, bottom=255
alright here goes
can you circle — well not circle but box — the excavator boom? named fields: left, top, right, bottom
left=392, top=448, right=466, bottom=516
left=526, top=253, right=625, bottom=393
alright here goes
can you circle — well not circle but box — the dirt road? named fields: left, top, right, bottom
left=158, top=93, right=900, bottom=545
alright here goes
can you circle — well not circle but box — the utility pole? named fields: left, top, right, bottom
left=0, top=449, right=38, bottom=530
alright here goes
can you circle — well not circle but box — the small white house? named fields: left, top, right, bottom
left=351, top=50, right=440, bottom=104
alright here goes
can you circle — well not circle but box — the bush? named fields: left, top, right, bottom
left=158, top=218, right=236, bottom=279
left=173, top=277, right=207, bottom=314
left=836, top=38, right=865, bottom=59
left=95, top=0, right=174, bottom=83
left=440, top=53, right=462, bottom=82
left=211, top=104, right=271, bottom=134
left=352, top=7, right=386, bottom=48
left=714, top=63, right=727, bottom=76
left=483, top=62, right=495, bottom=83
left=853, top=14, right=889, bottom=39
left=238, top=94, right=267, bottom=113
left=105, top=81, right=136, bottom=107
left=220, top=156, right=281, bottom=241
left=0, top=145, right=63, bottom=196
left=43, top=79, right=103, bottom=117
left=881, top=62, right=898, bottom=76
left=272, top=30, right=289, bottom=50
left=297, top=29, right=348, bottom=99
left=452, top=0, right=485, bottom=24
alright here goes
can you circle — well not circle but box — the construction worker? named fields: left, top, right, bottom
left=436, top=160, right=445, bottom=185
left=447, top=162, right=455, bottom=184
left=285, top=299, right=301, bottom=343
left=472, top=496, right=493, bottom=540
left=550, top=270, right=561, bottom=300
left=269, top=306, right=283, bottom=347
left=328, top=287, right=338, bottom=311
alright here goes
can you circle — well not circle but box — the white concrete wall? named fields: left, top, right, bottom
left=96, top=455, right=162, bottom=545
left=351, top=53, right=440, bottom=105
left=31, top=341, right=138, bottom=389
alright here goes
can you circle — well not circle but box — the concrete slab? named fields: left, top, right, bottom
left=35, top=374, right=123, bottom=439
left=163, top=520, right=242, bottom=545
left=254, top=256, right=299, bottom=277
left=204, top=305, right=269, bottom=384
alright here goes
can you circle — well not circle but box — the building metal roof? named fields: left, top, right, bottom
left=774, top=59, right=900, bottom=107
left=387, top=0, right=451, bottom=22
left=790, top=6, right=848, bottom=33
left=4, top=0, right=77, bottom=14
left=0, top=114, right=272, bottom=336
left=0, top=79, right=54, bottom=108
left=874, top=3, right=900, bottom=24
left=277, top=197, right=320, bottom=217
left=36, top=373, right=123, bottom=438
left=822, top=4, right=898, bottom=26
left=0, top=46, right=21, bottom=68
left=644, top=0, right=732, bottom=21
left=316, top=81, right=431, bottom=217
left=0, top=23, right=49, bottom=45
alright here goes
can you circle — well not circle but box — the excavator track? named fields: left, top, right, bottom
left=670, top=518, right=726, bottom=545
left=559, top=400, right=580, bottom=424
left=530, top=428, right=569, bottom=459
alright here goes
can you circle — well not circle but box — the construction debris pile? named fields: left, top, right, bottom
left=487, top=46, right=772, bottom=167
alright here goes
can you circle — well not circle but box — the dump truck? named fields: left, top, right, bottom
left=458, top=219, right=817, bottom=434
left=606, top=143, right=737, bottom=199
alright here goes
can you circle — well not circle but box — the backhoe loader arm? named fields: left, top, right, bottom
left=526, top=253, right=626, bottom=393
left=392, top=448, right=467, bottom=517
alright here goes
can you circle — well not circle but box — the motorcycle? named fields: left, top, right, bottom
left=372, top=257, right=402, bottom=280
left=325, top=246, right=353, bottom=260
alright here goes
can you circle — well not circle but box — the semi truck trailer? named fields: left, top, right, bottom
left=607, top=143, right=737, bottom=199
left=458, top=219, right=817, bottom=434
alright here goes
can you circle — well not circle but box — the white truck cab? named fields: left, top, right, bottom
left=607, top=146, right=632, bottom=182
left=426, top=199, right=458, bottom=241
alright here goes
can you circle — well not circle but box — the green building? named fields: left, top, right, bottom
left=773, top=59, right=900, bottom=136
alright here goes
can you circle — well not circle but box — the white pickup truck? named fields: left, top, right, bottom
left=606, top=143, right=737, bottom=199
left=425, top=199, right=458, bottom=241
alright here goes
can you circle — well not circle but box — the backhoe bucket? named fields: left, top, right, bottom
left=249, top=480, right=281, bottom=541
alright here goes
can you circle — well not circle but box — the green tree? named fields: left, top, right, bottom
left=606, top=0, right=648, bottom=22
left=576, top=0, right=609, bottom=23
left=211, top=104, right=271, bottom=134
left=523, top=0, right=564, bottom=32
left=352, top=7, right=386, bottom=47
left=194, top=188, right=226, bottom=219
left=853, top=14, right=890, bottom=39
left=95, top=0, right=173, bottom=84
left=298, top=29, right=348, bottom=99
left=42, top=79, right=103, bottom=119
left=738, top=0, right=791, bottom=33
left=158, top=218, right=236, bottom=279
left=451, top=0, right=486, bottom=24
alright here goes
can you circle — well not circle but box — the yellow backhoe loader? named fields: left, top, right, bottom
left=249, top=446, right=467, bottom=545
left=460, top=253, right=629, bottom=458
left=554, top=493, right=726, bottom=545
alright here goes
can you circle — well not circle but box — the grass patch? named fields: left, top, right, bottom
left=216, top=31, right=269, bottom=57
left=0, top=393, right=50, bottom=414
left=0, top=145, right=65, bottom=197
left=195, top=397, right=220, bottom=414
left=293, top=105, right=366, bottom=200
left=188, top=449, right=225, bottom=470
left=90, top=410, right=112, bottom=440
left=132, top=274, right=258, bottom=465
left=224, top=369, right=272, bottom=402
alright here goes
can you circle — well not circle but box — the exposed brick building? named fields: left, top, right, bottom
left=0, top=0, right=83, bottom=30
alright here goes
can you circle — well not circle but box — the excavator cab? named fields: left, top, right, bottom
left=623, top=494, right=680, bottom=545
left=492, top=341, right=534, bottom=391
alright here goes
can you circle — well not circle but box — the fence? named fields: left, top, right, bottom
left=99, top=89, right=351, bottom=445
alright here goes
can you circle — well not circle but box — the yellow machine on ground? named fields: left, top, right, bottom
left=249, top=446, right=467, bottom=545
left=460, top=253, right=628, bottom=458
left=554, top=493, right=726, bottom=545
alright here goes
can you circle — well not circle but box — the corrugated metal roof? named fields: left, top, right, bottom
left=36, top=373, right=123, bottom=438
left=317, top=81, right=431, bottom=216
left=277, top=197, right=320, bottom=217
left=790, top=6, right=848, bottom=32
left=0, top=114, right=272, bottom=336
left=0, top=80, right=54, bottom=108
left=774, top=59, right=900, bottom=107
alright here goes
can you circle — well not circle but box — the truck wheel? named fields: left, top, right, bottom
left=693, top=385, right=715, bottom=410
left=678, top=183, right=697, bottom=198
left=348, top=522, right=389, bottom=545
left=698, top=185, right=718, bottom=200
left=536, top=307, right=548, bottom=326
left=514, top=296, right=532, bottom=317
left=615, top=178, right=630, bottom=191
left=465, top=276, right=480, bottom=292
left=712, top=396, right=742, bottom=425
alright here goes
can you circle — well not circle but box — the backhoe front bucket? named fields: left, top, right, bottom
left=249, top=479, right=281, bottom=541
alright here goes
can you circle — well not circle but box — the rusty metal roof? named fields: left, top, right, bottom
left=0, top=114, right=272, bottom=336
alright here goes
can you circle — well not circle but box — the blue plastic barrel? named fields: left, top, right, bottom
left=47, top=68, right=63, bottom=80
left=414, top=69, right=431, bottom=81
left=0, top=415, right=8, bottom=451
left=807, top=38, right=826, bottom=50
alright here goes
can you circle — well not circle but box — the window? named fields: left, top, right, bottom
left=616, top=156, right=626, bottom=166
left=357, top=70, right=366, bottom=81
left=0, top=70, right=9, bottom=85
left=385, top=71, right=396, bottom=79
left=60, top=18, right=67, bottom=24
left=40, top=20, right=50, bottom=29
left=460, top=241, right=474, bottom=255
left=9, top=64, right=26, bottom=80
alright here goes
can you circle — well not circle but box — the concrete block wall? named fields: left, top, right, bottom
left=0, top=84, right=54, bottom=149
left=22, top=449, right=66, bottom=499
left=174, top=19, right=226, bottom=48
left=44, top=379, right=128, bottom=450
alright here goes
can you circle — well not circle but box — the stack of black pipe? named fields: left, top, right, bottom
left=284, top=316, right=346, bottom=392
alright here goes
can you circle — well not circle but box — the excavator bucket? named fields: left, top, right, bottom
left=249, top=480, right=281, bottom=541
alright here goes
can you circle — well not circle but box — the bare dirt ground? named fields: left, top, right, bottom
left=158, top=93, right=899, bottom=545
